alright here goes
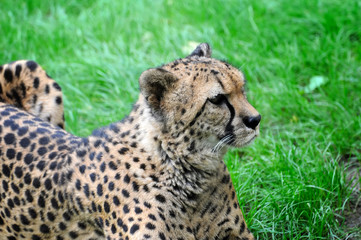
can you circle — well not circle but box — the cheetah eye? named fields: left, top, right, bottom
left=208, top=94, right=226, bottom=105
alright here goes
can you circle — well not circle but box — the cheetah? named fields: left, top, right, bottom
left=0, top=43, right=261, bottom=240
left=0, top=60, right=64, bottom=129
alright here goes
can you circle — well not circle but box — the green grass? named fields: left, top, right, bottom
left=1, top=0, right=360, bottom=238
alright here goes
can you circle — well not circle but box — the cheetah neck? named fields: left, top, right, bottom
left=111, top=97, right=227, bottom=206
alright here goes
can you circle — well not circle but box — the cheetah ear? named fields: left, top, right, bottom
left=139, top=68, right=178, bottom=118
left=188, top=43, right=212, bottom=58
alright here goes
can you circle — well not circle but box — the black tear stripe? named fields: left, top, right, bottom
left=224, top=98, right=235, bottom=142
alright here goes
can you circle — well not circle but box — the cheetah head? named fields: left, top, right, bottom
left=139, top=43, right=261, bottom=156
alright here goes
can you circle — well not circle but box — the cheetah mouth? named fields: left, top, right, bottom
left=239, top=134, right=257, bottom=147
left=224, top=133, right=258, bottom=148
left=212, top=132, right=256, bottom=152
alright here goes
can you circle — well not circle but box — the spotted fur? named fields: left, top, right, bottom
left=0, top=60, right=65, bottom=129
left=0, top=44, right=260, bottom=240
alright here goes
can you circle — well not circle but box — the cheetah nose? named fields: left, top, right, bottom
left=242, top=115, right=261, bottom=130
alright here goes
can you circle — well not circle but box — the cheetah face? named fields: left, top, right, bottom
left=139, top=43, right=261, bottom=153
left=201, top=82, right=261, bottom=152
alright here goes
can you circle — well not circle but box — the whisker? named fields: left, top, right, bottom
left=212, top=134, right=233, bottom=153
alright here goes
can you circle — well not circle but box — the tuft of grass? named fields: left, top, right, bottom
left=1, top=0, right=360, bottom=238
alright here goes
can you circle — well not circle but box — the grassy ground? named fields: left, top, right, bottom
left=1, top=0, right=360, bottom=238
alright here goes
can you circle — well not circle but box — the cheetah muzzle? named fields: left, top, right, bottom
left=0, top=43, right=260, bottom=240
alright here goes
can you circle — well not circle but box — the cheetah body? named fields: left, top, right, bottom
left=0, top=44, right=259, bottom=240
